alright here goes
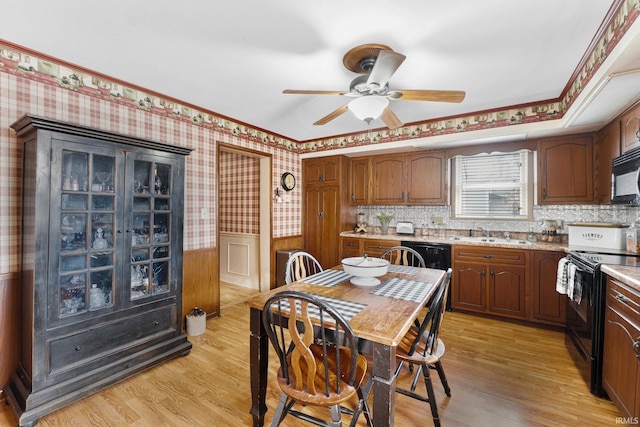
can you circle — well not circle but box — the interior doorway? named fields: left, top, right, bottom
left=217, top=144, right=271, bottom=306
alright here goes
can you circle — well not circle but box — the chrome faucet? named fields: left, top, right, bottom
left=478, top=227, right=490, bottom=237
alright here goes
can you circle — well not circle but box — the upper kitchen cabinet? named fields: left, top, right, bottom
left=406, top=152, right=447, bottom=205
left=594, top=120, right=620, bottom=204
left=303, top=156, right=341, bottom=185
left=371, top=155, right=406, bottom=204
left=537, top=134, right=594, bottom=204
left=368, top=151, right=448, bottom=205
left=621, top=102, right=640, bottom=153
left=349, top=157, right=370, bottom=204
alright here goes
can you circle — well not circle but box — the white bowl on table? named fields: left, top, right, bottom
left=341, top=256, right=390, bottom=287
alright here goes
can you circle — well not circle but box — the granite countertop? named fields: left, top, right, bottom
left=601, top=265, right=640, bottom=292
left=339, top=231, right=568, bottom=252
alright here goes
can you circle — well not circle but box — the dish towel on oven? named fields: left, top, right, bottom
left=556, top=257, right=581, bottom=303
left=556, top=257, right=569, bottom=295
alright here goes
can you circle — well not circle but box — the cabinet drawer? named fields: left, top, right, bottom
left=49, top=305, right=176, bottom=373
left=363, top=239, right=400, bottom=258
left=341, top=238, right=362, bottom=258
left=607, top=278, right=640, bottom=323
left=453, top=246, right=526, bottom=265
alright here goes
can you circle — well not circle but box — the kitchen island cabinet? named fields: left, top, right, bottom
left=6, top=115, right=192, bottom=427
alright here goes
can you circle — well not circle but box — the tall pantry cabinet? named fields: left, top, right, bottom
left=302, top=156, right=355, bottom=268
left=7, top=115, right=193, bottom=427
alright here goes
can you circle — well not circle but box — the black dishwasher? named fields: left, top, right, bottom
left=401, top=241, right=452, bottom=310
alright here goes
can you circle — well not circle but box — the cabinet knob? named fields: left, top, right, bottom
left=634, top=338, right=640, bottom=357
left=75, top=346, right=81, bottom=352
left=407, top=192, right=411, bottom=200
left=154, top=321, right=160, bottom=326
left=542, top=189, right=547, bottom=199
left=483, top=254, right=494, bottom=259
left=481, top=267, right=486, bottom=278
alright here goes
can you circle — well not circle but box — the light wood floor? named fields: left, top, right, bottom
left=1, top=283, right=622, bottom=427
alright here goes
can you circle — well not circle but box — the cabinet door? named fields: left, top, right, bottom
left=371, top=156, right=406, bottom=204
left=319, top=186, right=340, bottom=268
left=350, top=157, right=369, bottom=204
left=622, top=103, right=640, bottom=153
left=452, top=261, right=485, bottom=312
left=488, top=264, right=526, bottom=318
left=303, top=157, right=341, bottom=185
left=126, top=154, right=181, bottom=303
left=406, top=152, right=447, bottom=205
left=603, top=278, right=640, bottom=419
left=49, top=141, right=125, bottom=324
left=594, top=121, right=620, bottom=204
left=537, top=135, right=594, bottom=204
left=532, top=251, right=565, bottom=324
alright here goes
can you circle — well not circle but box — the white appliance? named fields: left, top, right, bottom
left=395, top=221, right=415, bottom=235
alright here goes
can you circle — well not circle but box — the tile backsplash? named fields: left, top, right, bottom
left=357, top=204, right=640, bottom=235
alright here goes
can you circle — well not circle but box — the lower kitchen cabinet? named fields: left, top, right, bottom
left=531, top=251, right=566, bottom=325
left=341, top=236, right=362, bottom=258
left=362, top=238, right=401, bottom=258
left=452, top=246, right=527, bottom=319
left=602, top=276, right=640, bottom=420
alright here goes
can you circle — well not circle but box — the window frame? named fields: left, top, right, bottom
left=450, top=149, right=534, bottom=220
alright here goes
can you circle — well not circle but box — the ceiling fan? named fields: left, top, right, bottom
left=283, top=43, right=466, bottom=130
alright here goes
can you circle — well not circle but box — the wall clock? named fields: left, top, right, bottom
left=281, top=172, right=296, bottom=191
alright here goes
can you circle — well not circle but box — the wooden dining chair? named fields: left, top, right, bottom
left=284, top=251, right=323, bottom=284
left=262, top=290, right=371, bottom=427
left=380, top=246, right=426, bottom=268
left=394, top=268, right=453, bottom=427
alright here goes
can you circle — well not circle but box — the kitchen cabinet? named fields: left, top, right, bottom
left=6, top=115, right=192, bottom=427
left=452, top=246, right=527, bottom=319
left=349, top=157, right=370, bottom=204
left=371, top=155, right=406, bottom=204
left=341, top=236, right=363, bottom=259
left=406, top=152, right=447, bottom=205
left=622, top=102, right=640, bottom=153
left=602, top=276, right=640, bottom=420
left=594, top=120, right=620, bottom=204
left=362, top=238, right=401, bottom=258
left=369, top=151, right=447, bottom=205
left=531, top=251, right=566, bottom=325
left=302, top=156, right=355, bottom=268
left=537, top=134, right=594, bottom=204
left=304, top=156, right=341, bottom=185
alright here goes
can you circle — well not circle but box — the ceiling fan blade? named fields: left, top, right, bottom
left=380, top=107, right=404, bottom=129
left=313, top=104, right=350, bottom=125
left=366, top=50, right=406, bottom=89
left=283, top=89, right=349, bottom=95
left=388, top=89, right=466, bottom=103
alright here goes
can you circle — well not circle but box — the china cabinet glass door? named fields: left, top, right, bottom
left=128, top=155, right=176, bottom=301
left=50, top=141, right=124, bottom=323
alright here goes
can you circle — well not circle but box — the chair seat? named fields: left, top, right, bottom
left=277, top=343, right=368, bottom=407
left=397, top=328, right=446, bottom=365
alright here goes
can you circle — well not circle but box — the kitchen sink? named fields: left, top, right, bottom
left=449, top=236, right=532, bottom=245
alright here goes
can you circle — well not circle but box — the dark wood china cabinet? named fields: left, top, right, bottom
left=7, top=115, right=192, bottom=427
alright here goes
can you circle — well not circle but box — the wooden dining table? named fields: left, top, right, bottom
left=245, top=264, right=447, bottom=427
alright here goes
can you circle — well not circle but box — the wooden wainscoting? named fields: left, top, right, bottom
left=182, top=247, right=218, bottom=320
left=270, top=235, right=304, bottom=289
left=0, top=272, right=20, bottom=401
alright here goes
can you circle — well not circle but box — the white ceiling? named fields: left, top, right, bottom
left=3, top=1, right=640, bottom=146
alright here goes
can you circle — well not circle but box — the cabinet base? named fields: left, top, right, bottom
left=5, top=335, right=192, bottom=427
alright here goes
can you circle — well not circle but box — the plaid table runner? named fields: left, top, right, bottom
left=270, top=294, right=366, bottom=322
left=387, top=264, right=421, bottom=274
left=371, top=277, right=436, bottom=303
left=302, top=269, right=353, bottom=287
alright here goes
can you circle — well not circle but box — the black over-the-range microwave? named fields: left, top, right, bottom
left=612, top=145, right=640, bottom=205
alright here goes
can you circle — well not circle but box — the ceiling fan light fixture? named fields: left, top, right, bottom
left=348, top=96, right=389, bottom=123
